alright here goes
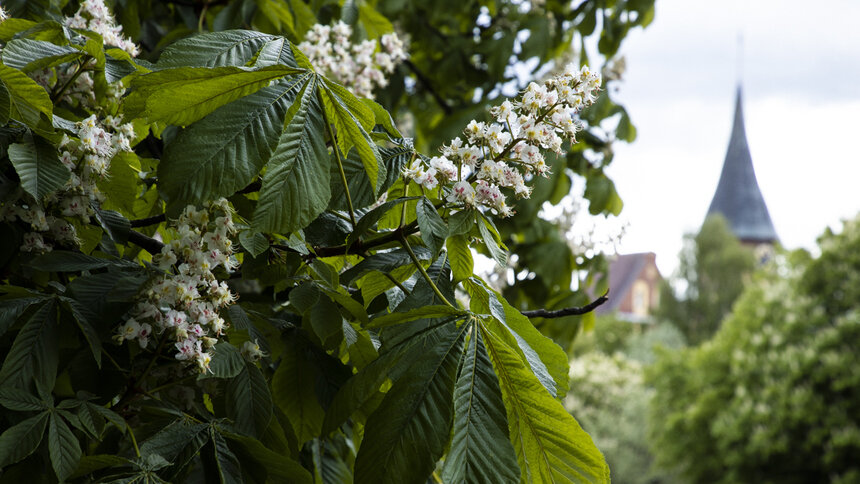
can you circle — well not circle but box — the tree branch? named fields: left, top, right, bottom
left=130, top=214, right=166, bottom=227
left=404, top=59, right=453, bottom=115
left=521, top=292, right=609, bottom=318
left=126, top=229, right=165, bottom=254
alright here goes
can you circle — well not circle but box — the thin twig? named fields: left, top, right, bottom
left=521, top=291, right=609, bottom=318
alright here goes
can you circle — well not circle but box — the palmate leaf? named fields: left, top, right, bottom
left=481, top=326, right=610, bottom=484
left=123, top=65, right=303, bottom=126
left=271, top=337, right=325, bottom=445
left=158, top=74, right=307, bottom=211
left=8, top=133, right=70, bottom=201
left=206, top=428, right=243, bottom=484
left=442, top=326, right=520, bottom=484
left=221, top=430, right=312, bottom=484
left=354, top=322, right=467, bottom=484
left=252, top=76, right=331, bottom=234
left=417, top=197, right=448, bottom=255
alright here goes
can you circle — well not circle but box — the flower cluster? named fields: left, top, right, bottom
left=404, top=64, right=602, bottom=217
left=117, top=200, right=239, bottom=373
left=66, top=0, right=140, bottom=57
left=298, top=21, right=407, bottom=98
left=1, top=115, right=135, bottom=252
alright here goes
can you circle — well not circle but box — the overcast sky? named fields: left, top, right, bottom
left=603, top=0, right=860, bottom=276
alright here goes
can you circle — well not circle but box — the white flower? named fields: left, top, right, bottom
left=241, top=340, right=266, bottom=362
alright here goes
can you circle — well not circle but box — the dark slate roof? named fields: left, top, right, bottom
left=706, top=87, right=778, bottom=244
left=596, top=252, right=651, bottom=315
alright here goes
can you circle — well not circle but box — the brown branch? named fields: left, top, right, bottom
left=271, top=220, right=421, bottom=259
left=126, top=229, right=165, bottom=254
left=521, top=291, right=609, bottom=318
left=130, top=214, right=166, bottom=227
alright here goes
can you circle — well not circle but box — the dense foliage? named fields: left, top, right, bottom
left=0, top=1, right=654, bottom=482
left=658, top=214, right=756, bottom=344
left=648, top=217, right=860, bottom=483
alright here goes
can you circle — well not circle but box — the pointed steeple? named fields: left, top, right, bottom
left=706, top=87, right=778, bottom=244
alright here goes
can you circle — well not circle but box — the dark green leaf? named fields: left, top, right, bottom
left=238, top=230, right=269, bottom=258
left=156, top=30, right=278, bottom=68
left=29, top=250, right=117, bottom=272
left=0, top=299, right=58, bottom=390
left=221, top=431, right=313, bottom=484
left=0, top=80, right=10, bottom=125
left=139, top=420, right=209, bottom=476
left=0, top=387, right=46, bottom=411
left=320, top=79, right=383, bottom=190
left=347, top=196, right=419, bottom=245
left=271, top=340, right=325, bottom=444
left=307, top=294, right=343, bottom=347
left=478, top=215, right=507, bottom=267
left=8, top=133, right=69, bottom=201
left=159, top=75, right=306, bottom=212
left=416, top=197, right=447, bottom=254
left=225, top=361, right=273, bottom=438
left=361, top=98, right=401, bottom=138
left=48, top=412, right=82, bottom=482
left=367, top=305, right=465, bottom=329
left=253, top=77, right=330, bottom=233
left=205, top=342, right=245, bottom=379
left=60, top=297, right=102, bottom=367
left=0, top=297, right=46, bottom=339
left=354, top=322, right=466, bottom=484
left=448, top=209, right=475, bottom=237
left=0, top=411, right=49, bottom=468
left=442, top=327, right=520, bottom=483
left=340, top=246, right=431, bottom=284
left=208, top=427, right=243, bottom=484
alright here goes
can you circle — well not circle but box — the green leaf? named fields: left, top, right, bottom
left=225, top=361, right=273, bottom=438
left=307, top=294, right=343, bottom=348
left=125, top=65, right=302, bottom=126
left=320, top=78, right=383, bottom=190
left=347, top=196, right=419, bottom=245
left=361, top=98, right=401, bottom=138
left=481, top=326, right=609, bottom=484
left=139, top=420, right=210, bottom=475
left=448, top=209, right=475, bottom=237
left=98, top=151, right=141, bottom=215
left=70, top=454, right=134, bottom=480
left=367, top=306, right=465, bottom=329
left=341, top=246, right=431, bottom=284
left=0, top=387, right=47, bottom=411
left=48, top=412, right=82, bottom=482
left=447, top=234, right=474, bottom=283
left=0, top=39, right=83, bottom=72
left=0, top=297, right=47, bottom=339
left=29, top=251, right=118, bottom=272
left=8, top=133, right=69, bottom=201
left=478, top=215, right=507, bottom=267
left=205, top=342, right=245, bottom=379
left=416, top=197, right=447, bottom=255
left=0, top=411, right=49, bottom=468
left=357, top=3, right=394, bottom=38
left=158, top=74, right=307, bottom=211
left=156, top=30, right=279, bottom=68
left=354, top=322, right=466, bottom=484
left=208, top=427, right=243, bottom=484
left=238, top=230, right=269, bottom=257
left=60, top=297, right=103, bottom=368
left=271, top=339, right=325, bottom=444
left=0, top=64, right=53, bottom=127
left=0, top=80, right=11, bottom=125
left=221, top=431, right=313, bottom=484
left=442, top=327, right=520, bottom=483
left=252, top=76, right=331, bottom=233
left=0, top=299, right=58, bottom=391
left=467, top=279, right=569, bottom=398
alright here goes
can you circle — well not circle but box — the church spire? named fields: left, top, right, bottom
left=706, top=87, right=778, bottom=244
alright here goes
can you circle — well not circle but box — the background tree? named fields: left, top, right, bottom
left=648, top=216, right=860, bottom=483
left=657, top=214, right=756, bottom=344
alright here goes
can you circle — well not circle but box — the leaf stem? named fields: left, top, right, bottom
left=146, top=374, right=197, bottom=395
left=399, top=233, right=453, bottom=308
left=126, top=422, right=141, bottom=458
left=50, top=60, right=87, bottom=103
left=323, top=109, right=358, bottom=228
